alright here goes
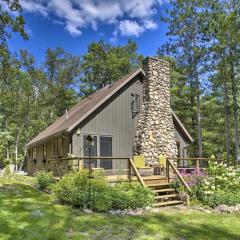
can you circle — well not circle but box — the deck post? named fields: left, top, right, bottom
left=78, top=158, right=80, bottom=171
left=196, top=160, right=200, bottom=175
left=166, top=159, right=170, bottom=183
left=128, top=158, right=132, bottom=182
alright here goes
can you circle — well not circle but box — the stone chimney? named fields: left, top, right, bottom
left=135, top=57, right=178, bottom=164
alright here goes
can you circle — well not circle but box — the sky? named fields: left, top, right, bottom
left=8, top=0, right=171, bottom=64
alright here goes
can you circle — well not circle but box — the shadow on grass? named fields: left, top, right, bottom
left=0, top=179, right=240, bottom=240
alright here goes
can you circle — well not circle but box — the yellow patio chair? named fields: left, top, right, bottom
left=159, top=154, right=166, bottom=175
left=133, top=155, right=153, bottom=177
left=134, top=155, right=145, bottom=168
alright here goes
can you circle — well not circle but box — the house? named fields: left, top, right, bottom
left=26, top=57, right=193, bottom=176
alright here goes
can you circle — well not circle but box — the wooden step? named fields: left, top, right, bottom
left=153, top=188, right=175, bottom=193
left=146, top=183, right=170, bottom=187
left=153, top=200, right=183, bottom=207
left=142, top=176, right=167, bottom=181
left=154, top=194, right=178, bottom=200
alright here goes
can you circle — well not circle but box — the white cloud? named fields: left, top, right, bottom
left=21, top=0, right=48, bottom=16
left=20, top=0, right=168, bottom=37
left=118, top=20, right=144, bottom=37
left=144, top=19, right=158, bottom=30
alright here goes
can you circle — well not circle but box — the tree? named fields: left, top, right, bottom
left=158, top=0, right=210, bottom=157
left=80, top=39, right=143, bottom=96
left=43, top=47, right=81, bottom=117
left=206, top=0, right=240, bottom=161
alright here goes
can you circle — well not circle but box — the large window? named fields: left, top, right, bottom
left=53, top=138, right=62, bottom=156
left=83, top=135, right=112, bottom=169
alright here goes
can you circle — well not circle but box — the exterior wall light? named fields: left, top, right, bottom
left=76, top=128, right=81, bottom=136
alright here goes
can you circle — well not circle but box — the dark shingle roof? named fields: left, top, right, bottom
left=26, top=68, right=145, bottom=147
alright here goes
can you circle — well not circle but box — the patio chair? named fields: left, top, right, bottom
left=158, top=154, right=166, bottom=175
left=133, top=155, right=152, bottom=176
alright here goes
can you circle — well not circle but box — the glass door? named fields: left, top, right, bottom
left=100, top=136, right=112, bottom=169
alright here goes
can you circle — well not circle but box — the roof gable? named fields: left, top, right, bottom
left=26, top=68, right=145, bottom=147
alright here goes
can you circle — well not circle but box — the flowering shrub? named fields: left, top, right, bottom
left=173, top=162, right=240, bottom=207
left=200, top=162, right=240, bottom=195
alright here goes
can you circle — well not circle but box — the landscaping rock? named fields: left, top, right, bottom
left=83, top=208, right=93, bottom=214
left=215, top=205, right=239, bottom=213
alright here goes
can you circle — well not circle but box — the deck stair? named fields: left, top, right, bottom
left=142, top=176, right=184, bottom=207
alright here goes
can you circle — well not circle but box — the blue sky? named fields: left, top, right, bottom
left=8, top=0, right=170, bottom=63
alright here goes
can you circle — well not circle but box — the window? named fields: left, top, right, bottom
left=27, top=150, right=31, bottom=159
left=43, top=143, right=47, bottom=157
left=83, top=135, right=113, bottom=169
left=57, top=138, right=62, bottom=156
left=100, top=136, right=112, bottom=169
left=84, top=135, right=97, bottom=167
left=53, top=138, right=62, bottom=156
left=33, top=147, right=37, bottom=159
left=54, top=139, right=58, bottom=156
left=131, top=93, right=140, bottom=114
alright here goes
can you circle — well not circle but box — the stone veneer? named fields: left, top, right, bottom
left=135, top=57, right=178, bottom=164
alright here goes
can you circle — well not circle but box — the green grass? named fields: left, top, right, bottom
left=1, top=177, right=240, bottom=240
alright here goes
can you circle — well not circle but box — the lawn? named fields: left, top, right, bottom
left=1, top=178, right=240, bottom=240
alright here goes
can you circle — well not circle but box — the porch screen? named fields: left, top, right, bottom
left=100, top=136, right=112, bottom=169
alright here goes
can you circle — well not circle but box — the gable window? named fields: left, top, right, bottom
left=131, top=93, right=140, bottom=114
left=33, top=147, right=37, bottom=159
left=43, top=143, right=47, bottom=158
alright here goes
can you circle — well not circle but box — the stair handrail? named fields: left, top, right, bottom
left=128, top=158, right=146, bottom=187
left=167, top=158, right=191, bottom=193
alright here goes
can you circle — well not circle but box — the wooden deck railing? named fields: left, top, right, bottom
left=46, top=156, right=146, bottom=186
left=168, top=157, right=224, bottom=174
left=166, top=158, right=191, bottom=193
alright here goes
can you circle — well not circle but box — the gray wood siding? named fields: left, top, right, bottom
left=27, top=136, right=69, bottom=175
left=72, top=77, right=143, bottom=170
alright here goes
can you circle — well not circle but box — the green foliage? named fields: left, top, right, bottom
left=52, top=170, right=154, bottom=212
left=201, top=190, right=240, bottom=208
left=2, top=165, right=11, bottom=176
left=188, top=162, right=240, bottom=207
left=80, top=39, right=143, bottom=96
left=35, top=171, right=54, bottom=190
left=0, top=0, right=27, bottom=44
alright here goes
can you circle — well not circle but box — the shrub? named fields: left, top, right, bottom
left=35, top=171, right=54, bottom=190
left=179, top=162, right=240, bottom=207
left=200, top=190, right=240, bottom=208
left=2, top=165, right=11, bottom=177
left=52, top=170, right=154, bottom=212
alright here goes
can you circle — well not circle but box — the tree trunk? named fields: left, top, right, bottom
left=230, top=60, right=239, bottom=162
left=223, top=80, right=231, bottom=162
left=196, top=93, right=202, bottom=157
